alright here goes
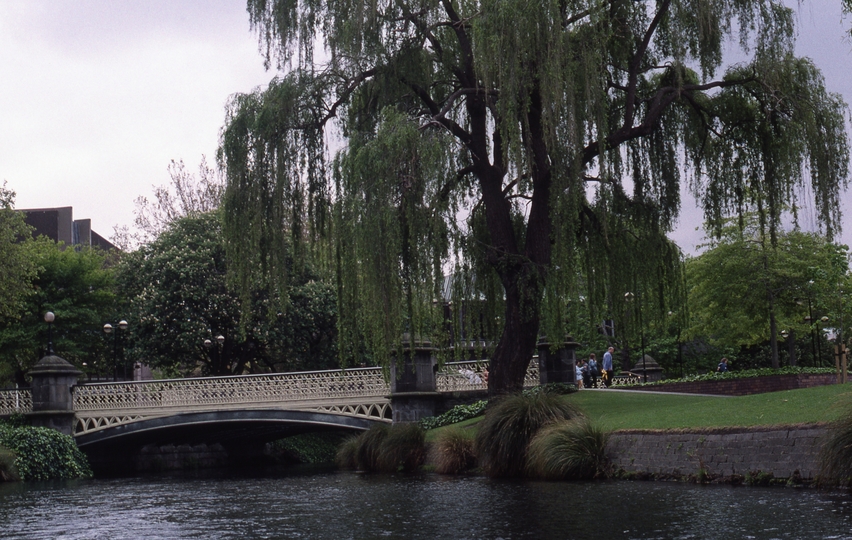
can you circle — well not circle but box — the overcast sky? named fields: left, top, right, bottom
left=1, top=0, right=850, bottom=254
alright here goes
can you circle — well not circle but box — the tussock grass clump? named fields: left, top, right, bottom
left=354, top=424, right=390, bottom=472
left=335, top=436, right=360, bottom=470
left=818, top=397, right=852, bottom=487
left=339, top=423, right=427, bottom=473
left=0, top=445, right=20, bottom=482
left=376, top=423, right=426, bottom=473
left=431, top=427, right=476, bottom=474
left=526, top=418, right=610, bottom=480
left=475, top=391, right=582, bottom=477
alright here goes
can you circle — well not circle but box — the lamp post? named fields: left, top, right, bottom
left=204, top=334, right=225, bottom=373
left=44, top=311, right=55, bottom=355
left=625, top=292, right=647, bottom=383
left=669, top=310, right=683, bottom=378
left=818, top=316, right=829, bottom=367
left=103, top=320, right=128, bottom=381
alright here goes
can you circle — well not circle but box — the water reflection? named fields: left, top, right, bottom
left=1, top=472, right=850, bottom=539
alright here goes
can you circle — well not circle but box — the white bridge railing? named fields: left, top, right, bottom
left=73, top=366, right=390, bottom=412
left=0, top=388, right=32, bottom=416
left=1, top=360, right=542, bottom=431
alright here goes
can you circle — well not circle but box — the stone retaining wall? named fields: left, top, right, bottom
left=607, top=425, right=826, bottom=481
left=627, top=373, right=836, bottom=396
left=135, top=443, right=229, bottom=472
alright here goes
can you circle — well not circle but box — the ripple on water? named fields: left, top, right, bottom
left=1, top=473, right=851, bottom=539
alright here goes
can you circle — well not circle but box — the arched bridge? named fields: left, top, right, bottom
left=2, top=361, right=537, bottom=447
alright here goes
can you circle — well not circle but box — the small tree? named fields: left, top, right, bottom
left=687, top=217, right=848, bottom=368
left=117, top=211, right=337, bottom=376
left=0, top=242, right=117, bottom=385
left=0, top=183, right=38, bottom=320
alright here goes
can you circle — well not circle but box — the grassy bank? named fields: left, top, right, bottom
left=567, top=384, right=852, bottom=431
left=428, top=384, right=852, bottom=439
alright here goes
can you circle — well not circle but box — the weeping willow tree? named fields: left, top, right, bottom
left=219, top=0, right=849, bottom=394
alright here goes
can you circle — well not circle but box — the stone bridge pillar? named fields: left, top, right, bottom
left=390, top=338, right=438, bottom=424
left=537, top=337, right=578, bottom=385
left=27, top=354, right=82, bottom=435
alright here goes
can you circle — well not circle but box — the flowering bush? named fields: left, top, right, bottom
left=623, top=366, right=835, bottom=387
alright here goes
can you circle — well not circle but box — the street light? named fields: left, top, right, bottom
left=818, top=316, right=829, bottom=367
left=204, top=334, right=225, bottom=372
left=625, top=292, right=647, bottom=383
left=103, top=320, right=128, bottom=381
left=668, top=310, right=683, bottom=378
left=44, top=311, right=55, bottom=355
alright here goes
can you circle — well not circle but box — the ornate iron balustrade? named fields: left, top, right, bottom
left=73, top=367, right=390, bottom=412
left=0, top=388, right=32, bottom=416
left=437, top=360, right=539, bottom=392
left=72, top=367, right=393, bottom=435
left=10, top=360, right=545, bottom=435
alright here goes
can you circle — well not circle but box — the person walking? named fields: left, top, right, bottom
left=717, top=357, right=729, bottom=373
left=587, top=353, right=599, bottom=388
left=602, top=346, right=614, bottom=387
left=575, top=360, right=585, bottom=389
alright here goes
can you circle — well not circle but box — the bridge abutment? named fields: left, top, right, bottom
left=390, top=339, right=438, bottom=424
left=27, top=354, right=81, bottom=436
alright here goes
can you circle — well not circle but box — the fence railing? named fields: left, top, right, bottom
left=0, top=388, right=32, bottom=416
left=5, top=359, right=544, bottom=417
left=73, top=367, right=390, bottom=413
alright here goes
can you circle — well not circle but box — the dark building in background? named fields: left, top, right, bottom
left=19, top=206, right=117, bottom=251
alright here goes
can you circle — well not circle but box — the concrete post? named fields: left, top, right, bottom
left=27, top=354, right=82, bottom=435
left=389, top=337, right=438, bottom=424
left=537, top=337, right=579, bottom=385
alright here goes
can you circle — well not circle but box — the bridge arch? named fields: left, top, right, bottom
left=76, top=409, right=380, bottom=449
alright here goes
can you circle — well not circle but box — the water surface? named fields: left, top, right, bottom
left=2, top=472, right=851, bottom=539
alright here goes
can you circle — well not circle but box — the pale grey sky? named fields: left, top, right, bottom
left=0, top=0, right=850, bottom=254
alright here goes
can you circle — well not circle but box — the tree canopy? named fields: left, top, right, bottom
left=0, top=183, right=39, bottom=320
left=0, top=242, right=117, bottom=386
left=687, top=216, right=849, bottom=368
left=117, top=211, right=337, bottom=377
left=219, top=0, right=850, bottom=394
left=112, top=157, right=225, bottom=250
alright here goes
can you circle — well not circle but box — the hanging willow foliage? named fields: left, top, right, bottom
left=220, top=0, right=849, bottom=393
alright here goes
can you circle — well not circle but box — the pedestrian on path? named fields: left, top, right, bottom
left=602, top=346, right=614, bottom=387
left=588, top=353, right=599, bottom=388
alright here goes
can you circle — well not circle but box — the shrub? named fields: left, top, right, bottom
left=627, top=366, right=834, bottom=387
left=0, top=424, right=92, bottom=481
left=272, top=432, right=348, bottom=464
left=354, top=424, right=390, bottom=472
left=335, top=436, right=360, bottom=470
left=526, top=418, right=610, bottom=480
left=338, top=424, right=427, bottom=473
left=430, top=427, right=476, bottom=475
left=0, top=445, right=20, bottom=482
left=818, top=396, right=852, bottom=487
left=475, top=391, right=582, bottom=477
left=419, top=400, right=488, bottom=430
left=523, top=383, right=578, bottom=397
left=376, top=423, right=426, bottom=473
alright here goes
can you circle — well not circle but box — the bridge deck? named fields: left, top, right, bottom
left=3, top=360, right=533, bottom=436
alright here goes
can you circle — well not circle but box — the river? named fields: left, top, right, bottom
left=2, top=470, right=851, bottom=539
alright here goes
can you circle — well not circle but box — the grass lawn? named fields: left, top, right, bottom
left=566, top=384, right=852, bottom=431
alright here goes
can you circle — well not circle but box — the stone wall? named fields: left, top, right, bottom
left=135, top=443, right=229, bottom=472
left=627, top=373, right=836, bottom=396
left=607, top=425, right=826, bottom=481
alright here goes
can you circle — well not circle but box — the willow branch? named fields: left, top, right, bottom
left=623, top=0, right=672, bottom=126
left=318, top=67, right=380, bottom=126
